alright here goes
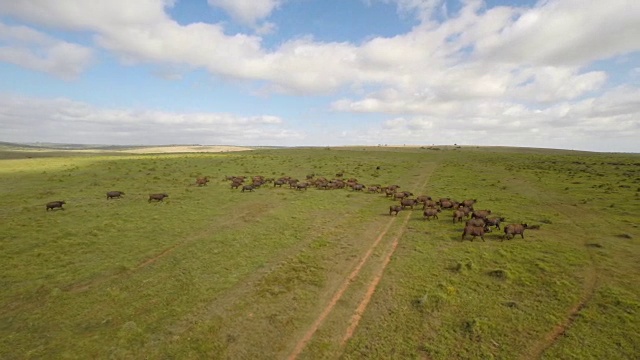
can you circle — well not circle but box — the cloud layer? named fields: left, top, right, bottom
left=1, top=0, right=639, bottom=151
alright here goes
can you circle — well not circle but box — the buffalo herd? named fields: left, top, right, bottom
left=46, top=171, right=533, bottom=242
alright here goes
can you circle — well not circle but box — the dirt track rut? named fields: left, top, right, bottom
left=288, top=164, right=435, bottom=359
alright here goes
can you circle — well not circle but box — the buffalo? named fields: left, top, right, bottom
left=503, top=223, right=528, bottom=240
left=471, top=210, right=492, bottom=220
left=295, top=182, right=309, bottom=191
left=465, top=218, right=486, bottom=227
left=400, top=198, right=420, bottom=209
left=461, top=199, right=477, bottom=207
left=195, top=177, right=210, bottom=186
left=416, top=195, right=433, bottom=203
left=241, top=185, right=255, bottom=192
left=148, top=193, right=168, bottom=202
left=46, top=201, right=66, bottom=211
left=393, top=191, right=413, bottom=201
left=452, top=209, right=466, bottom=223
left=462, top=225, right=491, bottom=242
left=106, top=191, right=125, bottom=199
left=438, top=199, right=459, bottom=209
left=423, top=208, right=441, bottom=220
left=485, top=217, right=506, bottom=230
left=389, top=205, right=402, bottom=216
left=422, top=200, right=438, bottom=209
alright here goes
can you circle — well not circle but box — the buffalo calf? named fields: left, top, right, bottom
left=46, top=201, right=66, bottom=211
left=107, top=191, right=125, bottom=199
left=149, top=193, right=169, bottom=202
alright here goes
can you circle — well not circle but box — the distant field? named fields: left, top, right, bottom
left=0, top=146, right=638, bottom=359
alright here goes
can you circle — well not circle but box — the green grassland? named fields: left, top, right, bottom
left=0, top=146, right=638, bottom=359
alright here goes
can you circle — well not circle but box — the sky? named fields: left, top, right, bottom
left=0, top=0, right=639, bottom=152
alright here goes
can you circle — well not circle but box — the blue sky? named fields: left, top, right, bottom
left=1, top=0, right=639, bottom=151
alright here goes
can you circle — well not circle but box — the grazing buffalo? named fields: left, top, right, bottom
left=423, top=208, right=441, bottom=220
left=295, top=182, right=309, bottom=191
left=423, top=200, right=438, bottom=209
left=503, top=223, right=529, bottom=240
left=462, top=225, right=491, bottom=242
left=485, top=217, right=506, bottom=230
left=195, top=177, right=210, bottom=186
left=452, top=209, right=466, bottom=223
left=416, top=195, right=432, bottom=204
left=389, top=205, right=402, bottom=216
left=400, top=198, right=420, bottom=209
left=351, top=183, right=365, bottom=191
left=461, top=199, right=477, bottom=207
left=241, top=185, right=255, bottom=192
left=106, top=191, right=125, bottom=199
left=438, top=199, right=459, bottom=209
left=274, top=179, right=286, bottom=187
left=466, top=218, right=486, bottom=227
left=148, top=193, right=168, bottom=202
left=471, top=210, right=492, bottom=220
left=46, top=201, right=66, bottom=211
left=231, top=181, right=242, bottom=189
left=393, top=191, right=413, bottom=201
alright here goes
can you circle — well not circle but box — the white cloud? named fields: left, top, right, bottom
left=354, top=85, right=640, bottom=151
left=0, top=95, right=303, bottom=146
left=475, top=0, right=640, bottom=66
left=0, top=22, right=93, bottom=79
left=0, top=0, right=172, bottom=32
left=0, top=0, right=639, bottom=151
left=1, top=0, right=637, bottom=96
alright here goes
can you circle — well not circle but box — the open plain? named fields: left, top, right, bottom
left=0, top=145, right=638, bottom=359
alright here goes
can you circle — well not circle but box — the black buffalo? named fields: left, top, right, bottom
left=106, top=191, right=125, bottom=199
left=241, top=185, right=255, bottom=192
left=46, top=201, right=66, bottom=211
left=149, top=193, right=169, bottom=202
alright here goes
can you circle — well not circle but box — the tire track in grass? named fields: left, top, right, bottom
left=288, top=164, right=435, bottom=359
left=286, top=215, right=398, bottom=360
left=519, top=201, right=600, bottom=360
left=340, top=211, right=411, bottom=346
left=156, top=203, right=391, bottom=347
left=64, top=204, right=267, bottom=293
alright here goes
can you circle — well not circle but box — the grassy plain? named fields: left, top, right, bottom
left=0, top=146, right=638, bottom=359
